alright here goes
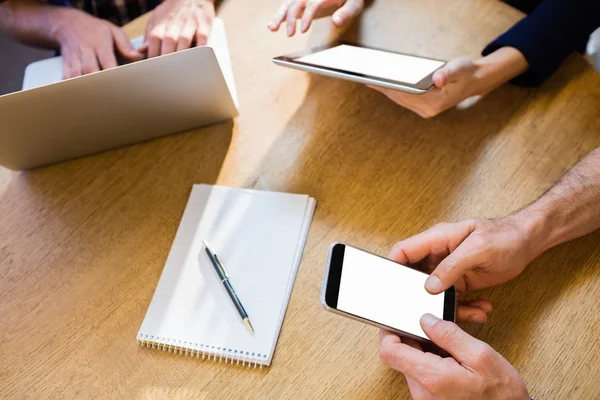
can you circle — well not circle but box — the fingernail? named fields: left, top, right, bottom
left=425, top=275, right=443, bottom=293
left=421, top=313, right=439, bottom=329
left=469, top=315, right=485, bottom=324
left=332, top=15, right=342, bottom=25
left=287, top=25, right=293, bottom=36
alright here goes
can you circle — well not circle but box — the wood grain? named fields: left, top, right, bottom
left=1, top=0, right=599, bottom=398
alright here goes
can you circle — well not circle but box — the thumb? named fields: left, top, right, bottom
left=109, top=25, right=142, bottom=60
left=424, top=234, right=485, bottom=294
left=421, top=313, right=483, bottom=363
left=332, top=0, right=363, bottom=27
left=432, top=57, right=475, bottom=88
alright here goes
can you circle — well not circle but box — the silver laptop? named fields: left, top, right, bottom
left=0, top=18, right=238, bottom=170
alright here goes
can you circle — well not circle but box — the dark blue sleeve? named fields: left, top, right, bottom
left=482, top=0, right=600, bottom=86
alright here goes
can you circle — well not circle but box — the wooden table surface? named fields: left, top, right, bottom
left=2, top=0, right=600, bottom=398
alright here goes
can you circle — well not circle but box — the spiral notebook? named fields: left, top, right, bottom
left=137, top=184, right=316, bottom=367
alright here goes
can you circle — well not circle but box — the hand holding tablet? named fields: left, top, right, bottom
left=274, top=44, right=529, bottom=118
left=369, top=58, right=482, bottom=118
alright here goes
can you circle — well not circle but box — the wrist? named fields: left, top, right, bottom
left=472, top=47, right=528, bottom=96
left=506, top=208, right=552, bottom=264
left=46, top=7, right=73, bottom=44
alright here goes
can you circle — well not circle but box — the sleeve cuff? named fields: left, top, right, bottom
left=482, top=29, right=556, bottom=87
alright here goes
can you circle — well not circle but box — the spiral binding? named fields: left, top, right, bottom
left=136, top=334, right=268, bottom=368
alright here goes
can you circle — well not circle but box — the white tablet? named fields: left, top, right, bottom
left=273, top=43, right=446, bottom=94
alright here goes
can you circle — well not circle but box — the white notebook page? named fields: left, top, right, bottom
left=137, top=184, right=315, bottom=366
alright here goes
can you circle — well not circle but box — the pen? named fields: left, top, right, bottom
left=202, top=240, right=254, bottom=333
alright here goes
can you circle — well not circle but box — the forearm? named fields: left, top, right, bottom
left=0, top=0, right=64, bottom=49
left=482, top=0, right=600, bottom=87
left=472, top=47, right=529, bottom=96
left=517, top=147, right=600, bottom=257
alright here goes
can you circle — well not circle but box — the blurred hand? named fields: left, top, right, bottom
left=268, top=0, right=364, bottom=36
left=390, top=216, right=535, bottom=312
left=379, top=314, right=529, bottom=400
left=140, top=0, right=215, bottom=58
left=52, top=8, right=142, bottom=79
left=369, top=58, right=483, bottom=118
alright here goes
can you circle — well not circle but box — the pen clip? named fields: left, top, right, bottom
left=203, top=240, right=229, bottom=279
left=214, top=254, right=229, bottom=279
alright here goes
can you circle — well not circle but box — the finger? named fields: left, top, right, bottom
left=389, top=221, right=474, bottom=266
left=368, top=84, right=435, bottom=118
left=147, top=34, right=162, bottom=58
left=194, top=8, right=213, bottom=46
left=63, top=63, right=71, bottom=80
left=268, top=2, right=290, bottom=31
left=286, top=0, right=303, bottom=37
left=401, top=337, right=423, bottom=351
left=62, top=48, right=73, bottom=80
left=160, top=22, right=180, bottom=55
left=368, top=85, right=415, bottom=107
left=368, top=85, right=416, bottom=108
left=332, top=0, right=363, bottom=26
left=420, top=313, right=485, bottom=364
left=432, top=57, right=476, bottom=88
left=69, top=52, right=82, bottom=78
left=456, top=304, right=489, bottom=324
left=81, top=48, right=100, bottom=75
left=379, top=329, right=438, bottom=377
left=425, top=233, right=489, bottom=294
left=463, top=298, right=493, bottom=314
left=96, top=44, right=118, bottom=71
left=300, top=0, right=321, bottom=32
left=140, top=16, right=153, bottom=56
left=110, top=25, right=141, bottom=60
left=367, top=84, right=383, bottom=92
left=176, top=20, right=195, bottom=51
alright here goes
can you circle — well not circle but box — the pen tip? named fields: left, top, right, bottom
left=202, top=239, right=209, bottom=248
left=244, top=318, right=254, bottom=333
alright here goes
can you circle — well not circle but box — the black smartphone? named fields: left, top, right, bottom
left=321, top=243, right=456, bottom=346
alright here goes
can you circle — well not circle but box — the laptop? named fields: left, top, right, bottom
left=0, top=18, right=238, bottom=170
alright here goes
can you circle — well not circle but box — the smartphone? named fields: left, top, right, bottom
left=321, top=243, right=456, bottom=345
left=273, top=43, right=447, bottom=94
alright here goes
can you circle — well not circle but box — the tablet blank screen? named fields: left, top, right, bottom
left=297, top=44, right=444, bottom=85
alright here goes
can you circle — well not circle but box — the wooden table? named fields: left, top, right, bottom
left=2, top=0, right=600, bottom=398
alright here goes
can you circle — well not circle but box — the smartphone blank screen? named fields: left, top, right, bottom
left=337, top=246, right=445, bottom=339
left=297, top=44, right=444, bottom=85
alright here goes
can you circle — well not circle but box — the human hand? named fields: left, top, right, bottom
left=268, top=0, right=364, bottom=36
left=51, top=8, right=142, bottom=79
left=379, top=314, right=529, bottom=400
left=140, top=0, right=215, bottom=58
left=390, top=216, right=537, bottom=312
left=369, top=58, right=482, bottom=118
left=370, top=47, right=529, bottom=118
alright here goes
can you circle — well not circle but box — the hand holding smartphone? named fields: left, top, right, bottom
left=321, top=243, right=456, bottom=346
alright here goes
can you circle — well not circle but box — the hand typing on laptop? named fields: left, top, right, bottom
left=52, top=8, right=143, bottom=79
left=139, top=0, right=215, bottom=58
left=0, top=0, right=216, bottom=79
